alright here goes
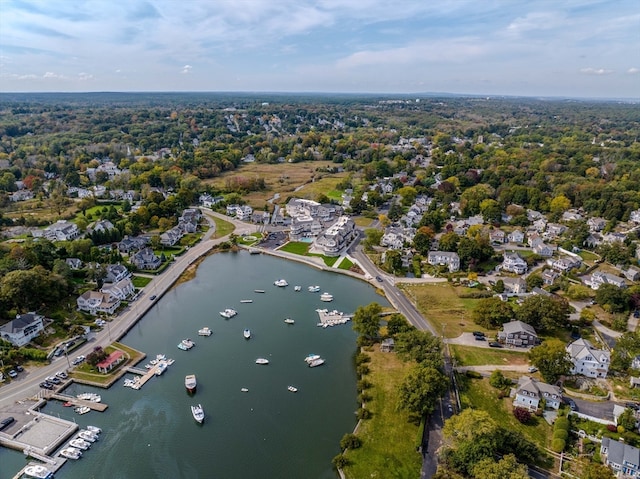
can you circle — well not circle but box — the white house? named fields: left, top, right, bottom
left=314, top=216, right=358, bottom=256
left=584, top=271, right=627, bottom=290
left=77, top=291, right=121, bottom=315
left=501, top=252, right=528, bottom=274
left=507, top=229, right=525, bottom=244
left=37, top=220, right=80, bottom=241
left=427, top=251, right=460, bottom=272
left=0, top=312, right=45, bottom=347
left=100, top=277, right=135, bottom=301
left=566, top=338, right=610, bottom=378
left=513, top=376, right=563, bottom=411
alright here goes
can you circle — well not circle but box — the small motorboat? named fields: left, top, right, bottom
left=191, top=404, right=205, bottom=424
left=198, top=327, right=212, bottom=336
left=185, top=374, right=197, bottom=393
left=177, top=339, right=194, bottom=351
left=59, top=447, right=82, bottom=460
left=78, top=430, right=98, bottom=442
left=320, top=292, right=333, bottom=302
left=63, top=401, right=74, bottom=407
left=243, top=329, right=251, bottom=339
left=241, top=388, right=249, bottom=392
left=308, top=358, right=325, bottom=368
left=287, top=385, right=298, bottom=393
left=294, top=285, right=301, bottom=291
left=87, top=425, right=102, bottom=434
left=75, top=406, right=90, bottom=415
left=308, top=285, right=320, bottom=292
left=155, top=361, right=168, bottom=375
left=240, top=299, right=253, bottom=303
left=284, top=318, right=295, bottom=324
left=274, top=279, right=288, bottom=287
left=220, top=308, right=238, bottom=319
left=69, top=438, right=91, bottom=450
left=255, top=358, right=269, bottom=365
left=77, top=392, right=101, bottom=402
left=23, top=464, right=54, bottom=479
left=254, top=289, right=265, bottom=293
left=304, top=354, right=321, bottom=363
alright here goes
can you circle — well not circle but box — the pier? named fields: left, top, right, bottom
left=316, top=308, right=352, bottom=327
left=45, top=392, right=108, bottom=412
left=124, top=360, right=171, bottom=390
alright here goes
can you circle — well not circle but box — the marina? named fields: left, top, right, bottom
left=316, top=308, right=352, bottom=327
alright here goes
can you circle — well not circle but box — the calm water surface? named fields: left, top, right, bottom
left=1, top=251, right=388, bottom=479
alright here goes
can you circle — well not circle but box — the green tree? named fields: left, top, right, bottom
left=413, top=226, right=434, bottom=255
left=596, top=284, right=630, bottom=313
left=472, top=297, right=514, bottom=328
left=394, top=330, right=443, bottom=367
left=383, top=249, right=403, bottom=274
left=352, top=302, right=382, bottom=343
left=363, top=228, right=383, bottom=249
left=618, top=408, right=637, bottom=431
left=528, top=341, right=572, bottom=383
left=386, top=314, right=414, bottom=336
left=549, top=194, right=571, bottom=215
left=581, top=461, right=616, bottom=479
left=397, top=363, right=448, bottom=417
left=439, top=231, right=459, bottom=252
left=516, top=295, right=569, bottom=332
left=471, top=454, right=528, bottom=479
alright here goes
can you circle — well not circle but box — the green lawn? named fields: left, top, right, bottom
left=397, top=283, right=484, bottom=338
left=343, top=350, right=422, bottom=479
left=578, top=250, right=600, bottom=261
left=458, top=375, right=552, bottom=451
left=338, top=258, right=354, bottom=270
left=131, top=275, right=153, bottom=288
left=450, top=345, right=529, bottom=367
left=211, top=216, right=235, bottom=238
left=279, top=241, right=310, bottom=255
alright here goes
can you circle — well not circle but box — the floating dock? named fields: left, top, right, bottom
left=316, top=309, right=352, bottom=327
left=46, top=393, right=108, bottom=412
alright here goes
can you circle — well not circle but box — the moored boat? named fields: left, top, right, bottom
left=320, top=292, right=333, bottom=302
left=178, top=339, right=195, bottom=351
left=78, top=430, right=98, bottom=442
left=304, top=354, right=321, bottom=363
left=23, top=464, right=54, bottom=479
left=191, top=404, right=205, bottom=423
left=294, top=285, right=301, bottom=291
left=243, top=329, right=251, bottom=339
left=284, top=318, right=295, bottom=324
left=69, top=438, right=91, bottom=450
left=287, top=385, right=298, bottom=392
left=86, top=425, right=102, bottom=434
left=274, top=279, right=288, bottom=287
left=254, top=289, right=265, bottom=293
left=77, top=392, right=101, bottom=402
left=155, top=361, right=168, bottom=375
left=308, top=285, right=320, bottom=292
left=241, top=387, right=249, bottom=392
left=308, top=358, right=325, bottom=368
left=240, top=299, right=253, bottom=303
left=220, top=308, right=238, bottom=319
left=255, top=358, right=269, bottom=365
left=185, top=374, right=197, bottom=393
left=59, top=447, right=82, bottom=460
left=198, top=326, right=212, bottom=336
left=74, top=406, right=90, bottom=415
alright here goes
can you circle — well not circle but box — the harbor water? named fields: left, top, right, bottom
left=1, top=251, right=389, bottom=479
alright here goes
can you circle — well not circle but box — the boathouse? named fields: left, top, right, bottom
left=97, top=350, right=124, bottom=373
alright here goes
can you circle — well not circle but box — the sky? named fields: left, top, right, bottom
left=0, top=0, right=639, bottom=98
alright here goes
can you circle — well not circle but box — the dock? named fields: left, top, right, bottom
left=125, top=360, right=171, bottom=390
left=46, top=392, right=108, bottom=411
left=316, top=308, right=352, bottom=327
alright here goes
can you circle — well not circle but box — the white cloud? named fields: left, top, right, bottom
left=579, top=67, right=614, bottom=75
left=78, top=72, right=94, bottom=81
left=627, top=67, right=639, bottom=74
left=43, top=71, right=66, bottom=79
left=181, top=65, right=193, bottom=74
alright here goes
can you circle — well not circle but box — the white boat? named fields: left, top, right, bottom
left=241, top=388, right=249, bottom=392
left=287, top=385, right=298, bottom=392
left=304, top=354, right=321, bottom=363
left=86, top=425, right=102, bottom=434
left=274, top=279, right=288, bottom=287
left=75, top=406, right=90, bottom=415
left=23, top=464, right=53, bottom=479
left=254, top=289, right=265, bottom=293
left=185, top=374, right=197, bottom=393
left=320, top=292, right=334, bottom=302
left=77, top=392, right=101, bottom=402
left=155, top=361, right=168, bottom=375
left=284, top=318, right=295, bottom=324
left=220, top=308, right=238, bottom=318
left=255, top=358, right=269, bottom=365
left=308, top=358, right=325, bottom=368
left=243, top=329, right=251, bottom=339
left=294, top=285, right=301, bottom=291
left=308, top=285, right=320, bottom=292
left=156, top=354, right=166, bottom=361
left=59, top=447, right=82, bottom=460
left=69, top=438, right=91, bottom=450
left=78, top=430, right=98, bottom=442
left=191, top=404, right=205, bottom=423
left=177, top=339, right=195, bottom=351
left=198, top=327, right=212, bottom=336
left=240, top=299, right=253, bottom=303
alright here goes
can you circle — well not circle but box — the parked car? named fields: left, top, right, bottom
left=625, top=402, right=640, bottom=411
left=0, top=417, right=15, bottom=430
left=472, top=331, right=485, bottom=337
left=15, top=365, right=24, bottom=372
left=8, top=370, right=17, bottom=378
left=39, top=382, right=53, bottom=389
left=528, top=366, right=538, bottom=373
left=474, top=335, right=486, bottom=341
left=72, top=355, right=85, bottom=365
left=565, top=398, right=577, bottom=410
left=488, top=342, right=502, bottom=348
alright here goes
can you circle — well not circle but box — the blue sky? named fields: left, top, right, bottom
left=0, top=0, right=638, bottom=98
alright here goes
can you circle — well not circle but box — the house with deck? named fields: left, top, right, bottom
left=567, top=338, right=610, bottom=378
left=0, top=312, right=46, bottom=347
left=513, top=376, right=562, bottom=411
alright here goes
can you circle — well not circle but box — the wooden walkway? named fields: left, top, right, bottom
left=47, top=392, right=108, bottom=411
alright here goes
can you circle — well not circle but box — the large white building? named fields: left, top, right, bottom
left=313, top=216, right=357, bottom=256
left=566, top=338, right=610, bottom=378
left=32, top=220, right=81, bottom=242
left=0, top=313, right=45, bottom=347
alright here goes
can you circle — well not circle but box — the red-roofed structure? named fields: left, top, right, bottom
left=97, top=350, right=124, bottom=373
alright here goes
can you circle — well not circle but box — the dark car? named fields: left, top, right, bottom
left=15, top=365, right=24, bottom=372
left=488, top=342, right=502, bottom=348
left=474, top=335, right=486, bottom=341
left=39, top=382, right=53, bottom=389
left=0, top=417, right=15, bottom=430
left=375, top=276, right=384, bottom=283
left=625, top=402, right=640, bottom=411
left=566, top=398, right=577, bottom=411
left=472, top=331, right=485, bottom=337
left=634, top=310, right=640, bottom=318
left=150, top=295, right=157, bottom=301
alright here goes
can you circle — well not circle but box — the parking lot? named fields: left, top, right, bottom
left=257, top=231, right=287, bottom=249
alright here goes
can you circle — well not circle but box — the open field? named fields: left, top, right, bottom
left=204, top=161, right=348, bottom=208
left=343, top=349, right=422, bottom=479
left=450, top=345, right=529, bottom=367
left=397, top=283, right=484, bottom=338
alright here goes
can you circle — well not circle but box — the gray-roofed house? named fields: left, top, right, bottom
left=566, top=338, right=610, bottom=378
left=600, top=437, right=640, bottom=477
left=105, top=264, right=130, bottom=283
left=502, top=277, right=527, bottom=295
left=65, top=258, right=83, bottom=270
left=498, top=320, right=538, bottom=347
left=130, top=248, right=161, bottom=270
left=513, top=376, right=562, bottom=411
left=0, top=312, right=46, bottom=347
left=427, top=251, right=460, bottom=272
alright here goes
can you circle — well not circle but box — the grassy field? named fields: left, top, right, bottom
left=343, top=349, right=422, bottom=479
left=450, top=345, right=529, bottom=367
left=279, top=241, right=310, bottom=255
left=458, top=375, right=552, bottom=451
left=338, top=258, right=354, bottom=270
left=397, top=283, right=484, bottom=338
left=210, top=216, right=235, bottom=238
left=131, top=275, right=153, bottom=288
left=204, top=161, right=348, bottom=207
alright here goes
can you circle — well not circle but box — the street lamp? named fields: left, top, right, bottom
left=63, top=345, right=71, bottom=369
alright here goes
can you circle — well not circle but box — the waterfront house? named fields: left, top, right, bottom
left=512, top=376, right=562, bottom=411
left=97, top=350, right=124, bottom=374
left=0, top=312, right=45, bottom=347
left=600, top=437, right=640, bottom=477
left=100, top=277, right=135, bottom=301
left=567, top=338, right=610, bottom=378
left=130, top=248, right=161, bottom=270
left=314, top=216, right=358, bottom=256
left=498, top=320, right=538, bottom=347
left=427, top=251, right=460, bottom=273
left=77, top=291, right=121, bottom=315
left=105, top=264, right=130, bottom=283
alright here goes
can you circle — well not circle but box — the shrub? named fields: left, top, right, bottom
left=606, top=424, right=617, bottom=432
left=513, top=407, right=532, bottom=424
left=555, top=417, right=570, bottom=431
left=340, top=433, right=362, bottom=450
left=357, top=379, right=372, bottom=392
left=551, top=438, right=566, bottom=453
left=356, top=364, right=370, bottom=376
left=465, top=371, right=482, bottom=379
left=356, top=408, right=372, bottom=420
left=358, top=392, right=372, bottom=403
left=553, top=429, right=569, bottom=441
left=332, top=454, right=350, bottom=469
left=355, top=352, right=371, bottom=365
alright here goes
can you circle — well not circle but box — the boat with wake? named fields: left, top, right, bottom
left=185, top=374, right=197, bottom=393
left=198, top=327, right=212, bottom=336
left=220, top=308, right=238, bottom=319
left=243, top=329, right=251, bottom=339
left=191, top=404, right=205, bottom=423
left=274, top=279, right=288, bottom=287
